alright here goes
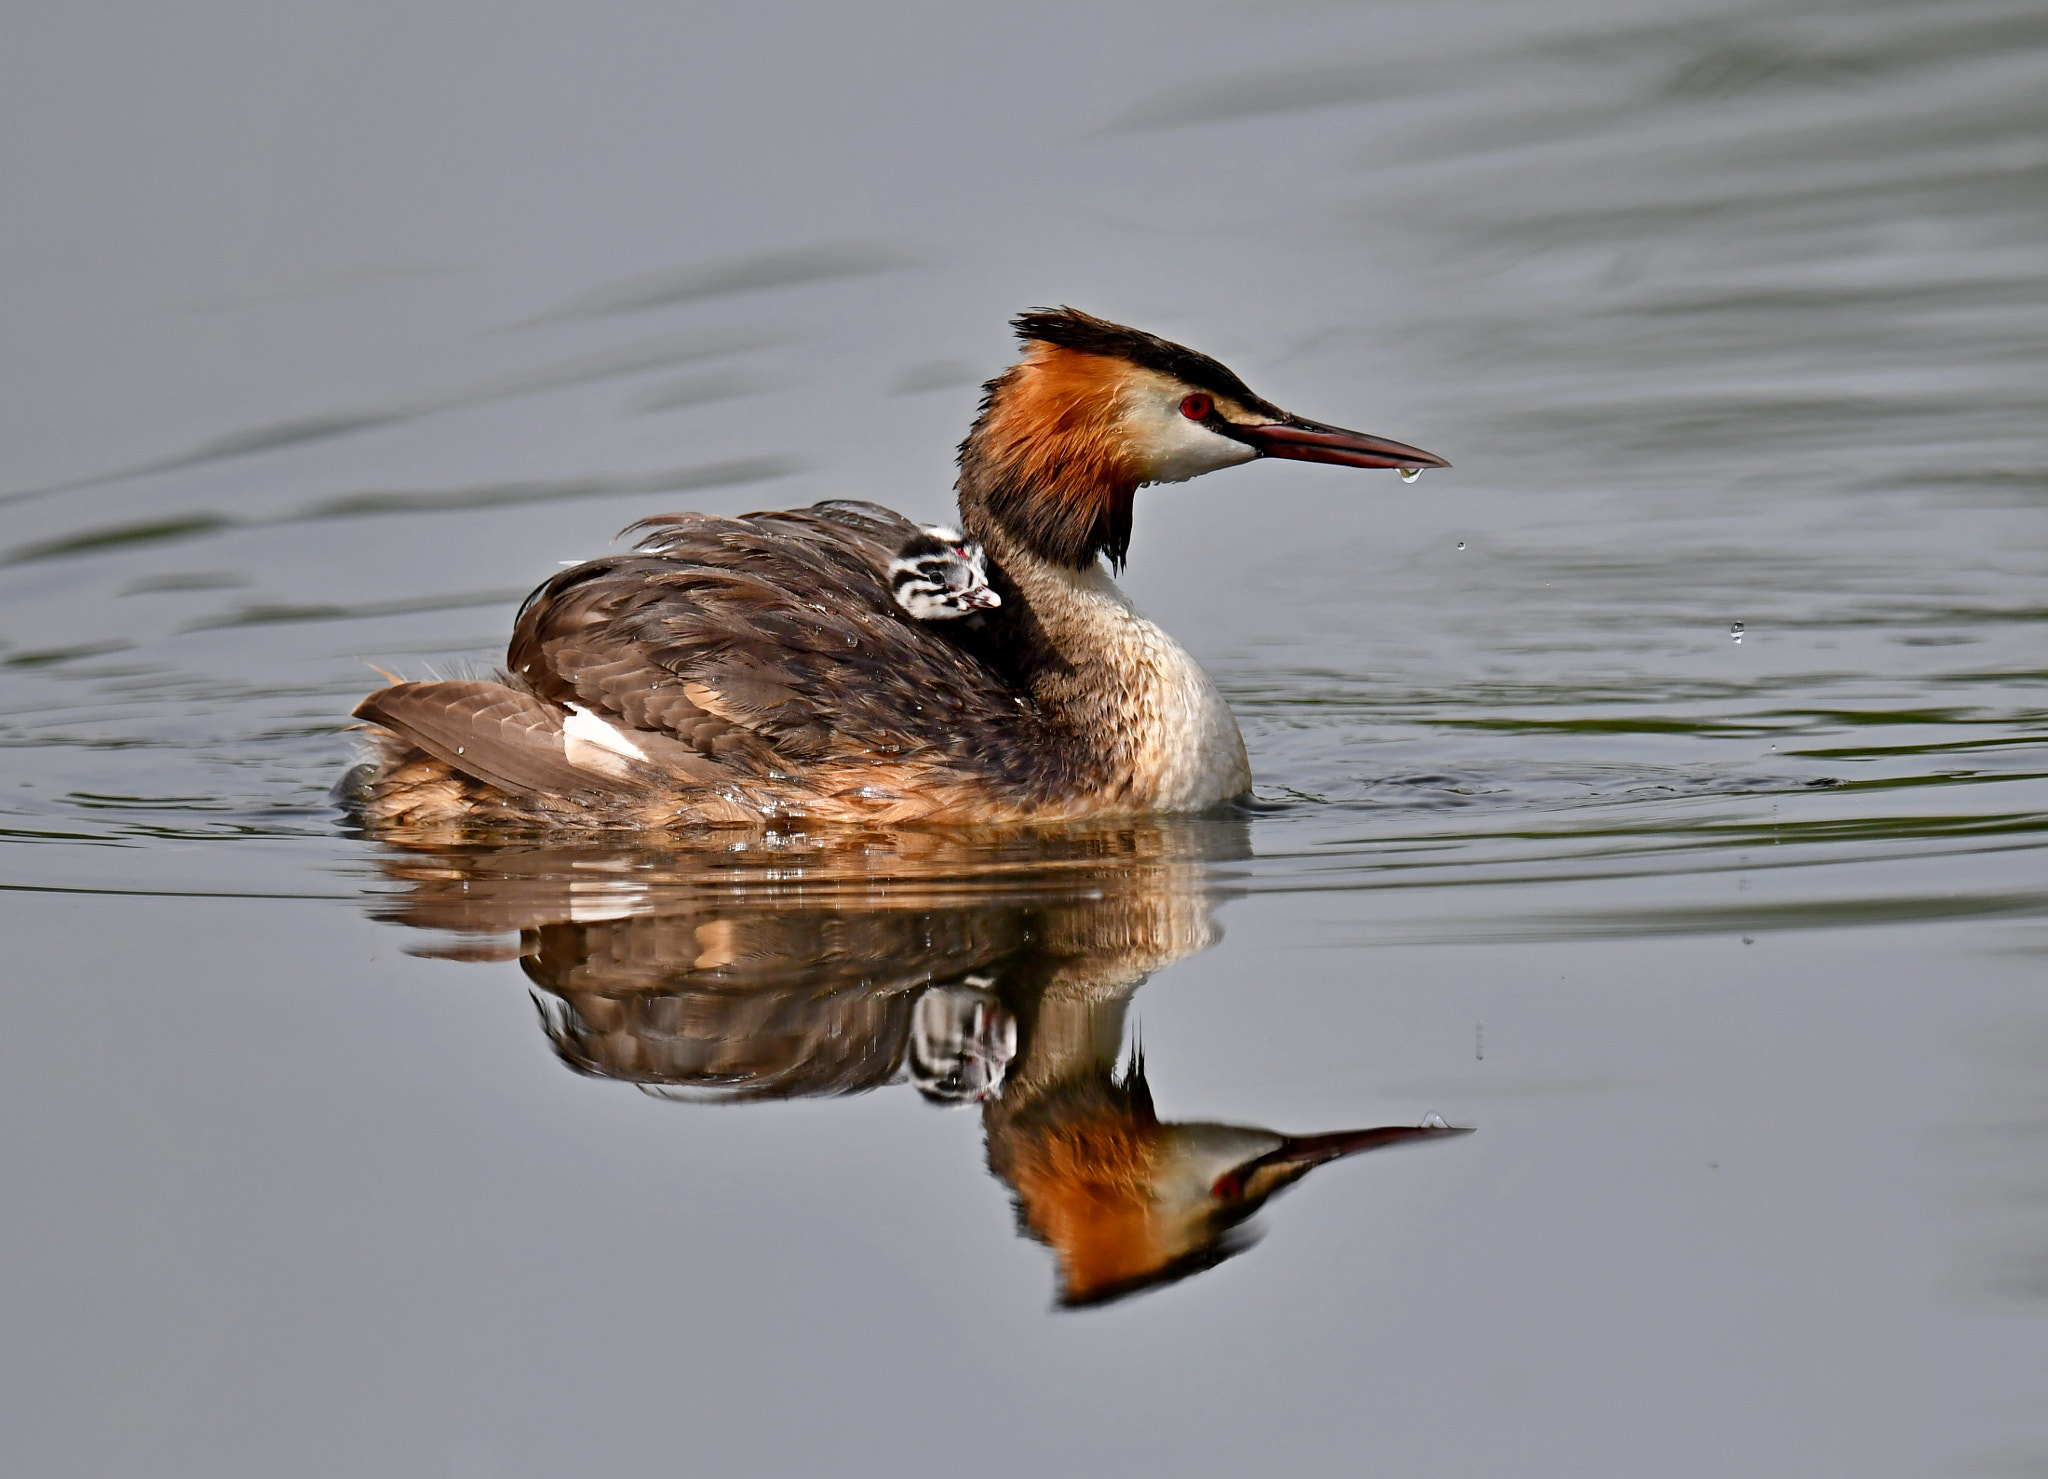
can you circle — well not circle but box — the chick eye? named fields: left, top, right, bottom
left=1180, top=393, right=1213, bottom=420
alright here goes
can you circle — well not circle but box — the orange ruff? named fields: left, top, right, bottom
left=973, top=345, right=1141, bottom=565
left=1005, top=1112, right=1167, bottom=1302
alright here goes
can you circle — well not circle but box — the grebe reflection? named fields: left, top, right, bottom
left=364, top=819, right=1471, bottom=1306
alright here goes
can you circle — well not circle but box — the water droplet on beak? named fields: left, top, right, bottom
left=1398, top=467, right=1422, bottom=483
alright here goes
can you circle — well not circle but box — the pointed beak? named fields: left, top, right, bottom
left=1232, top=417, right=1450, bottom=472
left=961, top=586, right=1002, bottom=610
left=1253, top=1122, right=1473, bottom=1172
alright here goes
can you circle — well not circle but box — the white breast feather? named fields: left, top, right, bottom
left=1064, top=566, right=1250, bottom=810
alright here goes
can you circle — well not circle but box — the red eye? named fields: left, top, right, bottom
left=1180, top=393, right=1213, bottom=420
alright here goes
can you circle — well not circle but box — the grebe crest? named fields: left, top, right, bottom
left=889, top=525, right=1002, bottom=621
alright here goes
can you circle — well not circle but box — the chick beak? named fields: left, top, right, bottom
left=960, top=586, right=1002, bottom=610
left=1232, top=416, right=1450, bottom=472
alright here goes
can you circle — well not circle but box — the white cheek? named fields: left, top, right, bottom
left=1140, top=411, right=1258, bottom=484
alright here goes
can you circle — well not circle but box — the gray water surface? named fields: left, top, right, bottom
left=3, top=1, right=2047, bottom=1475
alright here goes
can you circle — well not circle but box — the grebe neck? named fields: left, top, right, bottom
left=959, top=504, right=1250, bottom=814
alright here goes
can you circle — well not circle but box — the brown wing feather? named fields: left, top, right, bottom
left=353, top=681, right=629, bottom=802
left=351, top=501, right=1091, bottom=825
left=508, top=501, right=1072, bottom=785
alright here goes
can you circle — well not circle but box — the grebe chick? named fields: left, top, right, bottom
left=909, top=975, right=1017, bottom=1105
left=889, top=526, right=1001, bottom=621
left=347, top=307, right=1448, bottom=832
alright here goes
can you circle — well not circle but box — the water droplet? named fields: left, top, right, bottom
left=1730, top=622, right=1744, bottom=643
left=1455, top=541, right=1466, bottom=551
left=1398, top=467, right=1422, bottom=483
left=1421, top=1112, right=1450, bottom=1129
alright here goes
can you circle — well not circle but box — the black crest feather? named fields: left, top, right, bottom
left=1010, top=306, right=1278, bottom=415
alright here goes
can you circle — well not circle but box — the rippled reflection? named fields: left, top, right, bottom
left=365, top=818, right=1471, bottom=1306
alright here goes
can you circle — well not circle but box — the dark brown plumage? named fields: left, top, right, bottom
left=350, top=500, right=1095, bottom=831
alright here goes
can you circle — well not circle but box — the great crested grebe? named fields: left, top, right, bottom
left=344, top=307, right=1447, bottom=831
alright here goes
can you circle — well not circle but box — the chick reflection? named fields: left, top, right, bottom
left=365, top=819, right=1470, bottom=1306
left=911, top=979, right=1016, bottom=1104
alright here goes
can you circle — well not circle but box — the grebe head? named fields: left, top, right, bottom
left=959, top=306, right=1449, bottom=570
left=889, top=525, right=1002, bottom=621
left=994, top=1051, right=1474, bottom=1306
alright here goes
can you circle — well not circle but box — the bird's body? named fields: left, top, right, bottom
left=344, top=309, right=1445, bottom=833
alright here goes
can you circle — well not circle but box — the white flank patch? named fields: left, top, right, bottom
left=563, top=704, right=649, bottom=762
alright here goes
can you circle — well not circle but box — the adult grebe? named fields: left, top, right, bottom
left=344, top=307, right=1446, bottom=831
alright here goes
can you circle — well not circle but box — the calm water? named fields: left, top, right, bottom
left=4, top=0, right=2047, bottom=1473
